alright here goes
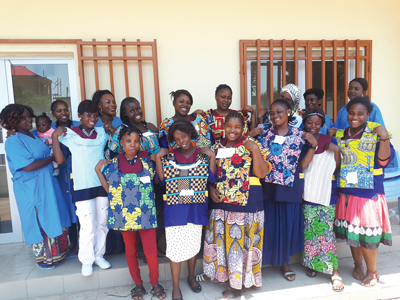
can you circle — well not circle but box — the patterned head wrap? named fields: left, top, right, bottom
left=281, top=84, right=302, bottom=107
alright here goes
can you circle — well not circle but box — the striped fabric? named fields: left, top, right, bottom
left=303, top=151, right=336, bottom=206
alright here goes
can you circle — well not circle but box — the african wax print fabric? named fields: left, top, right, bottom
left=281, top=83, right=302, bottom=106
left=334, top=193, right=392, bottom=249
left=203, top=109, right=250, bottom=142
left=212, top=137, right=270, bottom=206
left=158, top=114, right=212, bottom=151
left=165, top=223, right=202, bottom=262
left=33, top=226, right=69, bottom=265
left=302, top=204, right=338, bottom=275
left=257, top=124, right=305, bottom=187
left=102, top=154, right=157, bottom=231
left=336, top=122, right=391, bottom=189
left=203, top=209, right=264, bottom=289
left=108, top=124, right=160, bottom=155
left=161, top=152, right=209, bottom=205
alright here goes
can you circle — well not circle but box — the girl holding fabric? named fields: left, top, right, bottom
left=95, top=126, right=166, bottom=300
left=257, top=99, right=317, bottom=281
left=159, top=89, right=212, bottom=151
left=203, top=112, right=271, bottom=298
left=155, top=120, right=216, bottom=300
left=52, top=100, right=111, bottom=277
left=1, top=104, right=71, bottom=270
left=193, top=84, right=260, bottom=142
left=108, top=96, right=164, bottom=260
left=334, top=97, right=394, bottom=287
left=300, top=109, right=343, bottom=292
left=257, top=83, right=304, bottom=128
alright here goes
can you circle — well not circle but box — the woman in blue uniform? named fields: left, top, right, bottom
left=1, top=104, right=71, bottom=270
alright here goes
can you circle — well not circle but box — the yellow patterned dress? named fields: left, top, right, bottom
left=203, top=137, right=271, bottom=289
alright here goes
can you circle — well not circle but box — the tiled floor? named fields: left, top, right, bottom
left=23, top=252, right=400, bottom=300
left=1, top=200, right=399, bottom=300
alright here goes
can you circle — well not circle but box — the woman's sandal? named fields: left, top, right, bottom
left=331, top=275, right=344, bottom=292
left=150, top=284, right=167, bottom=300
left=130, top=285, right=147, bottom=300
left=306, top=268, right=317, bottom=278
left=352, top=262, right=364, bottom=281
left=195, top=273, right=215, bottom=282
left=361, top=270, right=380, bottom=287
left=36, top=263, right=55, bottom=270
left=280, top=266, right=296, bottom=281
left=221, top=287, right=242, bottom=299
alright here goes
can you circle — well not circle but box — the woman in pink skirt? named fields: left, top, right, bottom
left=334, top=97, right=394, bottom=287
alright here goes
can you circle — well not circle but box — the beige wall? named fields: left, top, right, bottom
left=1, top=0, right=399, bottom=148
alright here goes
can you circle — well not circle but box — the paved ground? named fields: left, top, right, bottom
left=23, top=251, right=400, bottom=300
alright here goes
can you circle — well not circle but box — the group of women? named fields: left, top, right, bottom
left=0, top=77, right=394, bottom=300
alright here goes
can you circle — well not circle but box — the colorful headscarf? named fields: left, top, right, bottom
left=281, top=84, right=302, bottom=107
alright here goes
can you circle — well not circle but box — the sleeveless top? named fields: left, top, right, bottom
left=102, top=152, right=157, bottom=231
left=257, top=123, right=305, bottom=187
left=161, top=152, right=210, bottom=205
left=336, top=122, right=391, bottom=189
left=212, top=136, right=270, bottom=206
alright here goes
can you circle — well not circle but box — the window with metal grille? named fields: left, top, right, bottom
left=77, top=38, right=161, bottom=125
left=239, top=39, right=372, bottom=121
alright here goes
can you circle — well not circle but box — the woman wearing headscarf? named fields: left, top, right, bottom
left=257, top=83, right=303, bottom=128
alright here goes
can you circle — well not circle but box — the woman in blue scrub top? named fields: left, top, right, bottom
left=1, top=104, right=71, bottom=270
left=301, top=88, right=334, bottom=135
left=92, top=90, right=124, bottom=253
left=328, top=78, right=385, bottom=136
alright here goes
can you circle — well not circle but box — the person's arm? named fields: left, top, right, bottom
left=299, top=133, right=318, bottom=170
left=208, top=183, right=222, bottom=203
left=373, top=126, right=391, bottom=161
left=244, top=140, right=271, bottom=178
left=155, top=148, right=169, bottom=183
left=22, top=157, right=55, bottom=172
left=95, top=159, right=112, bottom=193
left=199, top=148, right=216, bottom=175
left=257, top=108, right=268, bottom=125
left=242, top=105, right=256, bottom=130
left=52, top=126, right=67, bottom=165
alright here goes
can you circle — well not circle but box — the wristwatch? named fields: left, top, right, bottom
left=310, top=145, right=318, bottom=150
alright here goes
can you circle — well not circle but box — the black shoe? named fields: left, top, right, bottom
left=187, top=278, right=202, bottom=293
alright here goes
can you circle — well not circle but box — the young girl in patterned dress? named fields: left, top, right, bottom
left=155, top=120, right=216, bottom=300
left=95, top=126, right=166, bottom=300
left=203, top=112, right=271, bottom=298
left=301, top=109, right=343, bottom=292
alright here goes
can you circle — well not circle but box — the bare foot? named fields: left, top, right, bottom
left=352, top=264, right=364, bottom=281
left=361, top=271, right=379, bottom=287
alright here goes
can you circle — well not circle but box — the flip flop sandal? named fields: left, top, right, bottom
left=352, top=262, right=364, bottom=281
left=196, top=273, right=215, bottom=282
left=361, top=270, right=380, bottom=287
left=187, top=278, right=202, bottom=293
left=306, top=269, right=317, bottom=278
left=36, top=263, right=55, bottom=270
left=221, top=287, right=242, bottom=299
left=65, top=250, right=78, bottom=259
left=280, top=267, right=296, bottom=281
left=331, top=275, right=344, bottom=292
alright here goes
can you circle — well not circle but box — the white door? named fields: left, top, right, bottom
left=0, top=58, right=79, bottom=244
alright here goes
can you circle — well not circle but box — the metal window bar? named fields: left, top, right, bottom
left=239, top=39, right=372, bottom=122
left=77, top=39, right=162, bottom=125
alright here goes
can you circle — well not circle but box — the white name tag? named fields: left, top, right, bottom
left=274, top=135, right=286, bottom=144
left=140, top=176, right=151, bottom=184
left=346, top=172, right=358, bottom=184
left=142, top=132, right=154, bottom=137
left=179, top=189, right=194, bottom=196
left=216, top=148, right=235, bottom=158
left=195, top=125, right=200, bottom=132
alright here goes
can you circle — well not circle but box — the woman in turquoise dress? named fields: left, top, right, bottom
left=1, top=104, right=71, bottom=270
